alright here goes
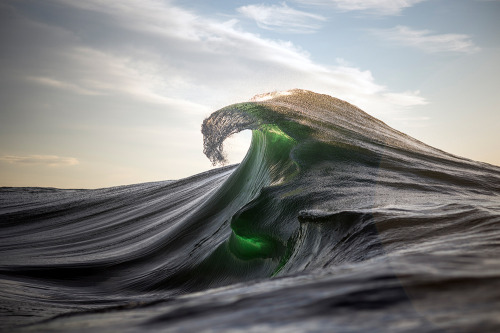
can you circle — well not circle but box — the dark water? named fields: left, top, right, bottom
left=1, top=90, right=500, bottom=332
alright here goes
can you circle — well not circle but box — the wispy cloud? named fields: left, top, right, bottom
left=372, top=26, right=481, bottom=54
left=294, top=0, right=427, bottom=15
left=4, top=0, right=427, bottom=123
left=0, top=155, right=79, bottom=167
left=25, top=47, right=208, bottom=109
left=237, top=2, right=326, bottom=33
left=0, top=0, right=435, bottom=186
left=27, top=76, right=102, bottom=96
left=65, top=0, right=425, bottom=111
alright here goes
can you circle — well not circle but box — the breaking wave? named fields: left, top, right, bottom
left=1, top=90, right=500, bottom=332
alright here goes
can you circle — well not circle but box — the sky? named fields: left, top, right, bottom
left=0, top=0, right=499, bottom=188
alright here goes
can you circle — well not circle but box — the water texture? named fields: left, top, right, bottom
left=1, top=90, right=500, bottom=332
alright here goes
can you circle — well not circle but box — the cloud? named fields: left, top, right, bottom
left=0, top=155, right=80, bottom=167
left=372, top=26, right=481, bottom=54
left=3, top=0, right=427, bottom=128
left=26, top=76, right=102, bottom=96
left=23, top=47, right=208, bottom=110
left=0, top=0, right=434, bottom=186
left=60, top=0, right=424, bottom=111
left=382, top=91, right=427, bottom=107
left=237, top=2, right=326, bottom=33
left=293, top=0, right=427, bottom=15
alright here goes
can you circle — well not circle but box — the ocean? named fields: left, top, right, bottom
left=1, top=90, right=500, bottom=332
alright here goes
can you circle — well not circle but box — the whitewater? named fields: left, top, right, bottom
left=1, top=90, right=500, bottom=332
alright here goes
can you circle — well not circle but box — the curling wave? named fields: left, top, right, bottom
left=1, top=90, right=500, bottom=332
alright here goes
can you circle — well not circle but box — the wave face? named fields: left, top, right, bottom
left=2, top=90, right=500, bottom=332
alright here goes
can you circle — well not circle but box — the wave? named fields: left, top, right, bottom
left=1, top=90, right=500, bottom=332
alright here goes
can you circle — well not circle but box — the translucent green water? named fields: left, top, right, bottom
left=228, top=233, right=274, bottom=260
left=225, top=124, right=296, bottom=262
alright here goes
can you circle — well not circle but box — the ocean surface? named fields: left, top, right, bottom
left=1, top=90, right=500, bottom=332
